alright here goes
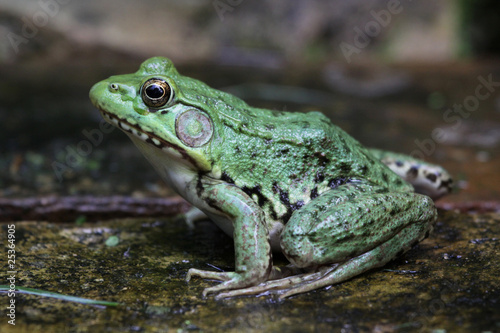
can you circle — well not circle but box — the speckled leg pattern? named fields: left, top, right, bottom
left=186, top=183, right=273, bottom=297
left=216, top=182, right=437, bottom=299
left=369, top=148, right=453, bottom=199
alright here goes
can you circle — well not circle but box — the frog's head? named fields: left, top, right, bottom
left=90, top=57, right=235, bottom=172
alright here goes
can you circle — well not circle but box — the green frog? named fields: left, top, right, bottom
left=89, top=57, right=453, bottom=299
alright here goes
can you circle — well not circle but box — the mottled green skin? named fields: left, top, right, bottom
left=90, top=57, right=444, bottom=299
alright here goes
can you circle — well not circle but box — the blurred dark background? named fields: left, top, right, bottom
left=1, top=0, right=499, bottom=202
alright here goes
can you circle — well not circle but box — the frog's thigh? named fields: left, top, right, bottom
left=280, top=185, right=437, bottom=268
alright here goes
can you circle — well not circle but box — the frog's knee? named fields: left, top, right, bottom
left=280, top=226, right=315, bottom=268
left=419, top=195, right=438, bottom=221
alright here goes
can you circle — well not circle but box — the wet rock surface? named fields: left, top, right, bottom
left=0, top=210, right=498, bottom=332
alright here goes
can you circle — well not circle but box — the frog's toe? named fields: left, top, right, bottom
left=213, top=266, right=336, bottom=299
left=188, top=268, right=272, bottom=297
left=186, top=268, right=233, bottom=282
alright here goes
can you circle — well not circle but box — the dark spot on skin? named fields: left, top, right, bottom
left=395, top=179, right=403, bottom=185
left=310, top=187, right=319, bottom=200
left=145, top=137, right=162, bottom=148
left=426, top=173, right=437, bottom=183
left=439, top=179, right=453, bottom=191
left=242, top=185, right=268, bottom=208
left=395, top=161, right=404, bottom=167
left=160, top=110, right=168, bottom=115
left=294, top=200, right=305, bottom=210
left=220, top=171, right=235, bottom=184
left=314, top=171, right=325, bottom=183
left=328, top=177, right=349, bottom=189
left=273, top=182, right=289, bottom=205
left=365, top=218, right=376, bottom=226
left=196, top=172, right=222, bottom=211
left=272, top=182, right=305, bottom=223
left=359, top=165, right=368, bottom=175
left=382, top=173, right=389, bottom=183
left=196, top=172, right=206, bottom=198
left=204, top=196, right=220, bottom=211
left=313, top=151, right=329, bottom=166
left=271, top=184, right=277, bottom=194
left=407, top=166, right=419, bottom=178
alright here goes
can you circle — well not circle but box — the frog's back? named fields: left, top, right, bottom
left=211, top=106, right=412, bottom=224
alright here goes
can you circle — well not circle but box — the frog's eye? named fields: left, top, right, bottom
left=141, top=78, right=173, bottom=108
left=176, top=109, right=213, bottom=147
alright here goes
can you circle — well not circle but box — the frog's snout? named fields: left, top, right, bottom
left=89, top=81, right=107, bottom=105
left=89, top=80, right=124, bottom=108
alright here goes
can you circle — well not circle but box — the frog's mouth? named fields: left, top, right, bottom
left=98, top=108, right=194, bottom=164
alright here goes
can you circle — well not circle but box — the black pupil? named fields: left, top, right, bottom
left=146, top=84, right=165, bottom=99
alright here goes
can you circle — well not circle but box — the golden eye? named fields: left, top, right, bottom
left=141, top=78, right=173, bottom=108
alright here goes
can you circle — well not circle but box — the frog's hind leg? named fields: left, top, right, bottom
left=276, top=182, right=437, bottom=298
left=368, top=148, right=453, bottom=199
left=278, top=221, right=429, bottom=298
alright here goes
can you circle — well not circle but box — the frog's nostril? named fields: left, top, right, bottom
left=109, top=83, right=119, bottom=92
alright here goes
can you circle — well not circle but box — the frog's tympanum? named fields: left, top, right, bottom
left=90, top=57, right=453, bottom=299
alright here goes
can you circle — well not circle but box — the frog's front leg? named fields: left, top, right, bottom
left=217, top=182, right=437, bottom=299
left=185, top=182, right=273, bottom=297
